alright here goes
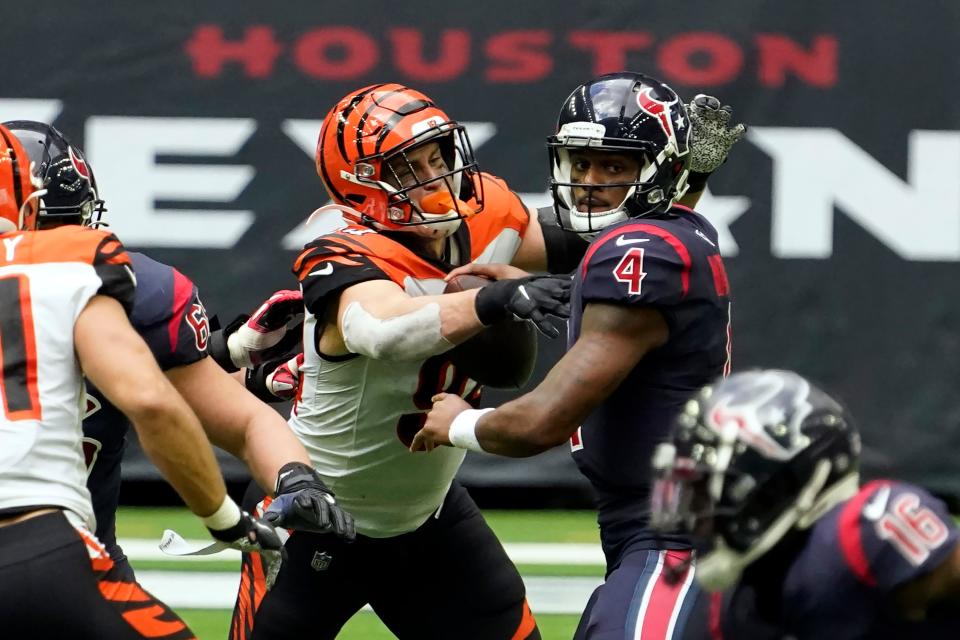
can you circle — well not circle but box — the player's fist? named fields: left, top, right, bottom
left=227, top=290, right=304, bottom=368
left=474, top=275, right=571, bottom=339
left=686, top=94, right=746, bottom=176
left=265, top=353, right=304, bottom=400
left=209, top=509, right=286, bottom=589
left=263, top=462, right=356, bottom=542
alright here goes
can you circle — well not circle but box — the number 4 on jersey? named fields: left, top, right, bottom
left=613, top=248, right=647, bottom=295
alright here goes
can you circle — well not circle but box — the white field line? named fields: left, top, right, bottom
left=120, top=538, right=606, bottom=566
left=136, top=570, right=600, bottom=614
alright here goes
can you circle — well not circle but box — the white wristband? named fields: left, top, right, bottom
left=200, top=495, right=242, bottom=531
left=449, top=408, right=494, bottom=453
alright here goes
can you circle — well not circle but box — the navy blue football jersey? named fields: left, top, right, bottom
left=569, top=206, right=732, bottom=544
left=714, top=481, right=960, bottom=639
left=82, top=252, right=210, bottom=571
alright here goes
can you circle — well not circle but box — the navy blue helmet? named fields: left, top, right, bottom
left=548, top=72, right=692, bottom=235
left=4, top=120, right=105, bottom=228
left=650, top=369, right=861, bottom=591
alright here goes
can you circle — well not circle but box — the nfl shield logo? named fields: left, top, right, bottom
left=311, top=551, right=332, bottom=571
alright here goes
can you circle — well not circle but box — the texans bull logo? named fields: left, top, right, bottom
left=636, top=86, right=681, bottom=143
left=67, top=145, right=92, bottom=183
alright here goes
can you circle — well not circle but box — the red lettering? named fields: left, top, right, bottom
left=568, top=31, right=653, bottom=76
left=389, top=28, right=469, bottom=82
left=485, top=31, right=553, bottom=83
left=184, top=25, right=283, bottom=78
left=294, top=27, right=378, bottom=80
left=707, top=254, right=730, bottom=297
left=658, top=33, right=742, bottom=86
left=756, top=35, right=837, bottom=88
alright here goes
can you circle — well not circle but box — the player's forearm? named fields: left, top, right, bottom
left=133, top=396, right=228, bottom=517
left=356, top=289, right=483, bottom=342
left=237, top=406, right=312, bottom=495
left=475, top=398, right=574, bottom=457
left=166, top=357, right=311, bottom=493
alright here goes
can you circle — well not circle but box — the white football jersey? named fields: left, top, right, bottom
left=291, top=173, right=528, bottom=537
left=0, top=227, right=135, bottom=530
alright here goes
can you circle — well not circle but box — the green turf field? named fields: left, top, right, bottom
left=117, top=507, right=601, bottom=640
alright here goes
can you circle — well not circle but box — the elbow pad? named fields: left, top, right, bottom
left=341, top=301, right=454, bottom=361
left=538, top=206, right=589, bottom=274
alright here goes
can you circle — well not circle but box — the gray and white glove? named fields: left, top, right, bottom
left=686, top=94, right=746, bottom=189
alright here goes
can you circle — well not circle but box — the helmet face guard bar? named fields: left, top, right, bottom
left=355, top=122, right=484, bottom=227
left=36, top=197, right=107, bottom=229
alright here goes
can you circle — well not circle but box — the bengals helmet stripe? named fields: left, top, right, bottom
left=0, top=124, right=40, bottom=231
left=374, top=98, right=436, bottom=154
left=336, top=83, right=384, bottom=162
left=352, top=88, right=409, bottom=159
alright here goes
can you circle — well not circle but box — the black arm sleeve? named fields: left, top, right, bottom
left=537, top=206, right=590, bottom=274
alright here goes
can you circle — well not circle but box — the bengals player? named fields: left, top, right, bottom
left=229, top=84, right=575, bottom=640
left=0, top=124, right=285, bottom=638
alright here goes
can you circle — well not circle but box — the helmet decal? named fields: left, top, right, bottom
left=68, top=146, right=91, bottom=182
left=636, top=85, right=680, bottom=144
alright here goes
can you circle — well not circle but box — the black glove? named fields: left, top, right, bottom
left=475, top=275, right=571, bottom=339
left=207, top=509, right=285, bottom=552
left=263, top=462, right=356, bottom=542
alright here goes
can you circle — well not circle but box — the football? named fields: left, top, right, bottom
left=444, top=274, right=538, bottom=389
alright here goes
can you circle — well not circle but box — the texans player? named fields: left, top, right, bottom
left=650, top=369, right=960, bottom=639
left=0, top=124, right=284, bottom=638
left=413, top=72, right=742, bottom=639
left=4, top=122, right=355, bottom=631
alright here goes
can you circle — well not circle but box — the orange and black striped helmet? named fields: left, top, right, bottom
left=315, top=83, right=484, bottom=231
left=0, top=124, right=43, bottom=233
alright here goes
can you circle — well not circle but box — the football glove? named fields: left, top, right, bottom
left=686, top=94, right=747, bottom=186
left=207, top=510, right=286, bottom=589
left=475, top=275, right=571, bottom=339
left=225, top=290, right=305, bottom=369
left=265, top=352, right=304, bottom=400
left=244, top=352, right=304, bottom=403
left=263, top=462, right=356, bottom=542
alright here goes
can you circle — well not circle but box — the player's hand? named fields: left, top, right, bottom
left=445, top=262, right=531, bottom=282
left=409, top=393, right=472, bottom=453
left=686, top=94, right=746, bottom=176
left=475, top=275, right=571, bottom=338
left=265, top=352, right=304, bottom=400
left=227, top=290, right=304, bottom=368
left=207, top=510, right=286, bottom=589
left=263, top=462, right=356, bottom=542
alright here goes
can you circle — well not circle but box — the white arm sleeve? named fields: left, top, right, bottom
left=341, top=301, right=454, bottom=361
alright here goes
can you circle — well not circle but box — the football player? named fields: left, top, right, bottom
left=0, top=123, right=283, bottom=638
left=230, top=83, right=573, bottom=640
left=412, top=72, right=741, bottom=639
left=650, top=369, right=960, bottom=639
left=3, top=121, right=355, bottom=630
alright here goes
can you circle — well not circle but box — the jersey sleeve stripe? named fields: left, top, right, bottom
left=167, top=269, right=194, bottom=356
left=837, top=479, right=889, bottom=587
left=581, top=223, right=693, bottom=297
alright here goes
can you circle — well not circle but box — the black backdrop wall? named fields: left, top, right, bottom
left=3, top=1, right=960, bottom=499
